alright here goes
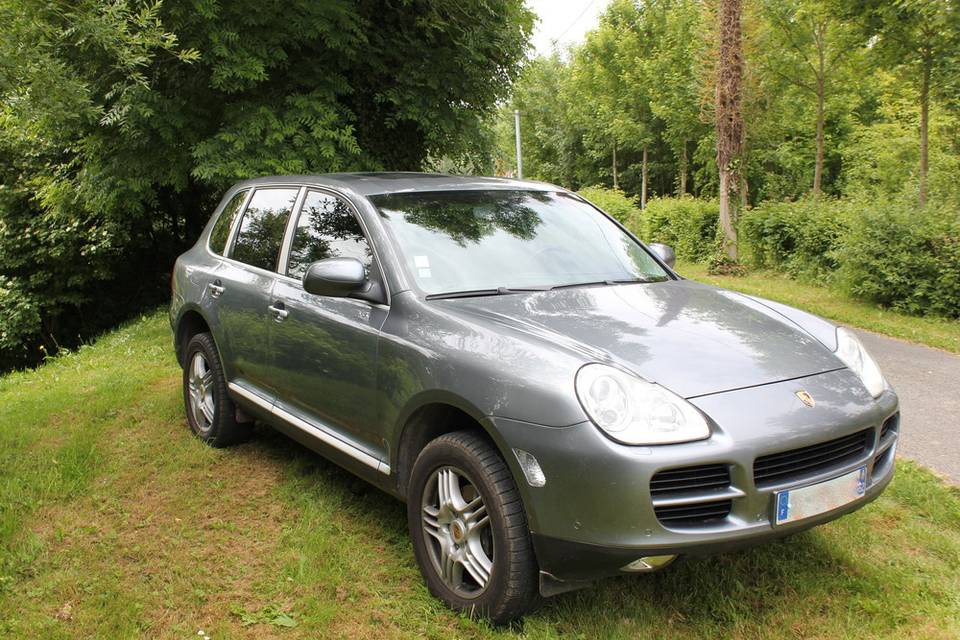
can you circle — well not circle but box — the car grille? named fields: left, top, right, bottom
left=879, top=413, right=899, bottom=442
left=753, top=428, right=872, bottom=488
left=651, top=464, right=733, bottom=527
left=874, top=413, right=899, bottom=473
left=654, top=500, right=733, bottom=526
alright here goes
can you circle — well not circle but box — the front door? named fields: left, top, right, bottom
left=270, top=189, right=388, bottom=460
left=215, top=186, right=301, bottom=399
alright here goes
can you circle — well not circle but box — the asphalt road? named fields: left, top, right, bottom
left=855, top=329, right=960, bottom=485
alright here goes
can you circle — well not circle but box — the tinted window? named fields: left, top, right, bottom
left=371, top=190, right=669, bottom=295
left=230, top=188, right=299, bottom=271
left=286, top=190, right=373, bottom=279
left=209, top=190, right=247, bottom=255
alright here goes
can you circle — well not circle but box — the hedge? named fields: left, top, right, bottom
left=576, top=186, right=641, bottom=226
left=642, top=197, right=719, bottom=261
left=738, top=199, right=856, bottom=281
left=638, top=196, right=960, bottom=319
left=837, top=204, right=960, bottom=318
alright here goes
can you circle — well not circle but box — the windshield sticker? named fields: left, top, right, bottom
left=418, top=267, right=432, bottom=278
left=414, top=255, right=430, bottom=269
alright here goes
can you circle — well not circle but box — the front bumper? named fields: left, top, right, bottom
left=491, top=368, right=899, bottom=584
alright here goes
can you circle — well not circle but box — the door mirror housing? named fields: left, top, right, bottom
left=302, top=257, right=387, bottom=305
left=303, top=257, right=367, bottom=297
left=648, top=243, right=676, bottom=269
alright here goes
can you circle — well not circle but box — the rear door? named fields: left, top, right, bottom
left=215, top=186, right=302, bottom=400
left=270, top=188, right=389, bottom=462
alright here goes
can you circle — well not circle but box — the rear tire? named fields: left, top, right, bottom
left=182, top=332, right=251, bottom=447
left=407, top=430, right=539, bottom=624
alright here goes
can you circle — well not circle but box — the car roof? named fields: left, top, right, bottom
left=231, top=172, right=560, bottom=197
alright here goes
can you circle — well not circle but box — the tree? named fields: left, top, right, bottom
left=568, top=0, right=660, bottom=206
left=846, top=0, right=960, bottom=206
left=0, top=0, right=533, bottom=369
left=757, top=0, right=863, bottom=196
left=715, top=0, right=745, bottom=259
left=643, top=0, right=709, bottom=196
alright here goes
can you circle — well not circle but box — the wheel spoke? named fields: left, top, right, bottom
left=201, top=370, right=214, bottom=388
left=200, top=397, right=215, bottom=423
left=421, top=504, right=443, bottom=542
left=192, top=353, right=204, bottom=379
left=460, top=539, right=491, bottom=588
left=464, top=498, right=487, bottom=527
left=440, top=543, right=457, bottom=585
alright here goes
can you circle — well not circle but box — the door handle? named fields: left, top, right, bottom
left=208, top=280, right=225, bottom=298
left=268, top=302, right=288, bottom=322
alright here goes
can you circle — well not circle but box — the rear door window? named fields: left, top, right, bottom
left=285, top=190, right=373, bottom=280
left=208, top=189, right=248, bottom=255
left=230, top=188, right=299, bottom=271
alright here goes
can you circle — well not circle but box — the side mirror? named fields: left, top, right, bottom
left=648, top=243, right=676, bottom=269
left=302, top=257, right=367, bottom=297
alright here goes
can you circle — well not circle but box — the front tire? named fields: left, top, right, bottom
left=407, top=431, right=539, bottom=624
left=182, top=332, right=250, bottom=447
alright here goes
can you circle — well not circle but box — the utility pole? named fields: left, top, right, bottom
left=514, top=109, right=523, bottom=179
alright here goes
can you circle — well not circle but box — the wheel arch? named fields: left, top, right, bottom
left=173, top=305, right=212, bottom=367
left=392, top=392, right=519, bottom=502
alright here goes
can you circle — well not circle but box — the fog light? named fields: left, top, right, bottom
left=620, top=554, right=677, bottom=572
left=513, top=448, right=546, bottom=487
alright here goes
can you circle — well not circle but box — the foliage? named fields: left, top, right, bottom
left=738, top=198, right=855, bottom=280
left=575, top=186, right=640, bottom=225
left=0, top=0, right=533, bottom=370
left=642, top=197, right=720, bottom=261
left=738, top=197, right=960, bottom=318
left=837, top=203, right=960, bottom=318
left=707, top=253, right=748, bottom=276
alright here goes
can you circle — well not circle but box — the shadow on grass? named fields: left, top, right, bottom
left=231, top=423, right=870, bottom=636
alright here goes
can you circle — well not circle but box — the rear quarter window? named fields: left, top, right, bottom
left=208, top=190, right=248, bottom=255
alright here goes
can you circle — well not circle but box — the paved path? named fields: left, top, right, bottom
left=854, top=329, right=960, bottom=485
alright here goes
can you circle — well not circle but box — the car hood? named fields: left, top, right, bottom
left=435, top=279, right=844, bottom=398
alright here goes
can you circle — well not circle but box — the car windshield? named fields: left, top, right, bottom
left=370, top=190, right=670, bottom=296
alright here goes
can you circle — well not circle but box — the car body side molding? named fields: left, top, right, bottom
left=227, top=381, right=390, bottom=474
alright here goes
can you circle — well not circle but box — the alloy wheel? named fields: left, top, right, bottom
left=188, top=350, right=215, bottom=431
left=420, top=465, right=494, bottom=597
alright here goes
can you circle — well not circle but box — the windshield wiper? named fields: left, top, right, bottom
left=425, top=286, right=550, bottom=301
left=425, top=278, right=663, bottom=300
left=546, top=277, right=658, bottom=291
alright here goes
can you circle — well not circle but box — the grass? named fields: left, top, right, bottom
left=0, top=311, right=958, bottom=638
left=675, top=261, right=960, bottom=354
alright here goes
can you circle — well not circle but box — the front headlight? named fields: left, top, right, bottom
left=575, top=363, right=710, bottom=445
left=834, top=327, right=886, bottom=398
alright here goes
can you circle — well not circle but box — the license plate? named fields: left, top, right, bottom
left=774, top=466, right=866, bottom=525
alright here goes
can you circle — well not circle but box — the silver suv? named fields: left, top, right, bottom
left=170, top=173, right=899, bottom=622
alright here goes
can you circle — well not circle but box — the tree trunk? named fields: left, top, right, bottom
left=679, top=143, right=688, bottom=195
left=813, top=26, right=825, bottom=197
left=715, top=0, right=743, bottom=260
left=719, top=169, right=737, bottom=259
left=612, top=140, right=618, bottom=190
left=813, top=85, right=825, bottom=197
left=641, top=145, right=649, bottom=209
left=919, top=59, right=930, bottom=208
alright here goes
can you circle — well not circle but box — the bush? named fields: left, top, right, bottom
left=642, top=197, right=719, bottom=262
left=837, top=203, right=960, bottom=318
left=577, top=186, right=640, bottom=225
left=739, top=198, right=855, bottom=281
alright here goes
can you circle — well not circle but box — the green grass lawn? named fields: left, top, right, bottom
left=676, top=261, right=960, bottom=354
left=1, top=312, right=958, bottom=638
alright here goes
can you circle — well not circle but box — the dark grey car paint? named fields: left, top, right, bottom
left=170, top=172, right=898, bottom=584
